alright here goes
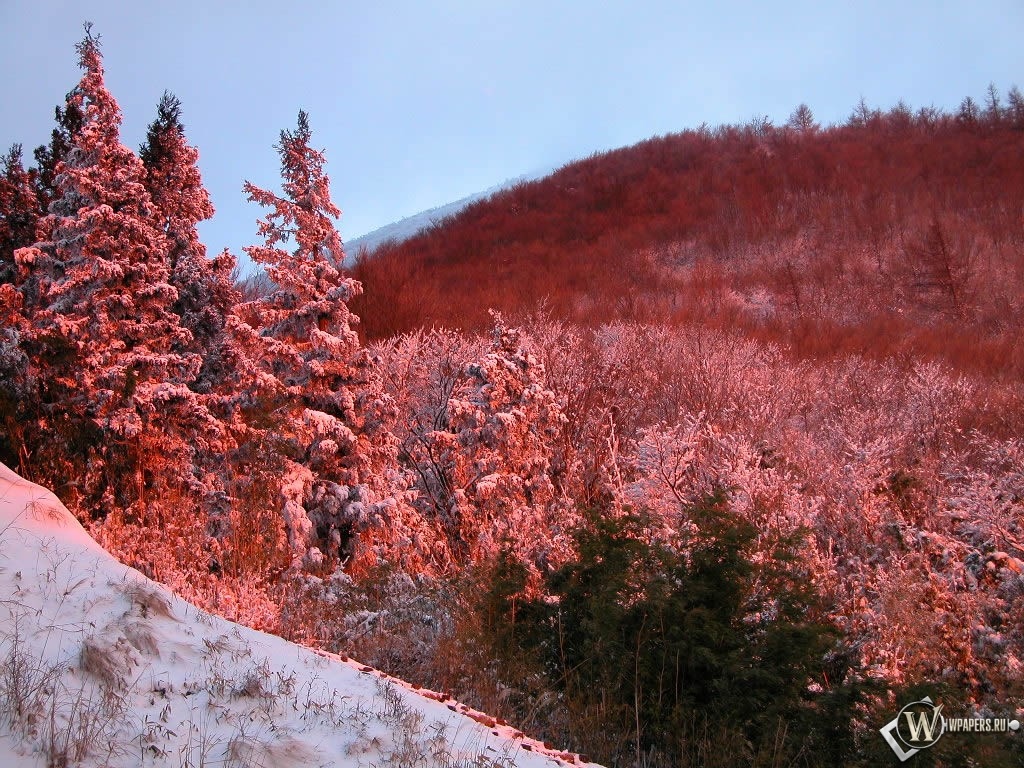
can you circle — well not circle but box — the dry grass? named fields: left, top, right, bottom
left=23, top=494, right=66, bottom=524
left=1, top=614, right=131, bottom=766
left=79, top=634, right=136, bottom=691
left=118, top=578, right=175, bottom=621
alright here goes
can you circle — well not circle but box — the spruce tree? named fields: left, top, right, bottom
left=140, top=91, right=237, bottom=384
left=0, top=146, right=40, bottom=470
left=233, top=109, right=361, bottom=397
left=13, top=25, right=218, bottom=520
left=32, top=98, right=85, bottom=214
left=226, top=110, right=382, bottom=568
left=0, top=145, right=39, bottom=287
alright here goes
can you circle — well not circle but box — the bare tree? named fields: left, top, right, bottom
left=786, top=103, right=818, bottom=135
left=904, top=220, right=973, bottom=317
left=984, top=82, right=1003, bottom=125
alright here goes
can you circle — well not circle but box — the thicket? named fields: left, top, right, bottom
left=473, top=495, right=843, bottom=766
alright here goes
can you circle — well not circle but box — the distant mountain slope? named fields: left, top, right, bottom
left=349, top=100, right=1024, bottom=377
left=344, top=170, right=548, bottom=263
left=0, top=462, right=595, bottom=768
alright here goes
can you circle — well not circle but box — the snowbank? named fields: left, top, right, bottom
left=0, top=462, right=595, bottom=768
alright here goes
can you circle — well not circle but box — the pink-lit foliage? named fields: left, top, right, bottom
left=140, top=91, right=237, bottom=373
left=582, top=322, right=1022, bottom=701
left=10, top=28, right=227, bottom=530
left=223, top=109, right=398, bottom=578
left=0, top=145, right=38, bottom=287
left=339, top=317, right=574, bottom=583
left=1, top=26, right=1022, bottom=714
left=394, top=314, right=570, bottom=578
left=361, top=316, right=1023, bottom=706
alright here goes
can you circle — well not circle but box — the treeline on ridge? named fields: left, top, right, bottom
left=352, top=91, right=1024, bottom=380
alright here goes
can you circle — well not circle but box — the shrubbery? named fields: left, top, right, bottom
left=464, top=493, right=847, bottom=766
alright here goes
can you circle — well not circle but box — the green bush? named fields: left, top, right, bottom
left=476, top=492, right=858, bottom=767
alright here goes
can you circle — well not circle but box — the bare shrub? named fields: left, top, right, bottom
left=80, top=634, right=136, bottom=691
left=118, top=578, right=175, bottom=620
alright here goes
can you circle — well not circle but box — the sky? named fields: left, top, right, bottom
left=2, top=1, right=1022, bottom=270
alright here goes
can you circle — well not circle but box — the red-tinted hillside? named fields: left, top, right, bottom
left=351, top=96, right=1024, bottom=375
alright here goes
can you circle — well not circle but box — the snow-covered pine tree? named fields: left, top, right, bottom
left=226, top=110, right=394, bottom=570
left=12, top=26, right=225, bottom=532
left=140, top=91, right=237, bottom=382
left=31, top=96, right=85, bottom=216
left=0, top=148, right=41, bottom=473
left=0, top=279, right=31, bottom=472
left=0, top=145, right=39, bottom=287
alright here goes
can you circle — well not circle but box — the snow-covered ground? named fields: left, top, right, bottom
left=344, top=170, right=549, bottom=263
left=0, top=462, right=594, bottom=768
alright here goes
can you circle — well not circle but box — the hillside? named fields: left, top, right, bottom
left=351, top=98, right=1024, bottom=379
left=344, top=171, right=546, bottom=262
left=0, top=462, right=593, bottom=768
left=5, top=31, right=1024, bottom=765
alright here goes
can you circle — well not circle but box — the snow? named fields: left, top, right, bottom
left=344, top=169, right=550, bottom=263
left=0, top=462, right=597, bottom=768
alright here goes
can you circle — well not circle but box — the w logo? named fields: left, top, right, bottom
left=903, top=701, right=944, bottom=744
left=880, top=697, right=945, bottom=761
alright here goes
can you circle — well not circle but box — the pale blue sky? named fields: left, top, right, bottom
left=2, top=1, right=1021, bottom=265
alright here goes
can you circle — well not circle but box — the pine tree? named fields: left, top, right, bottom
left=0, top=278, right=32, bottom=471
left=140, top=91, right=237, bottom=384
left=231, top=110, right=360, bottom=396
left=32, top=97, right=85, bottom=214
left=0, top=145, right=39, bottom=287
left=13, top=25, right=218, bottom=520
left=0, top=146, right=40, bottom=469
left=226, top=110, right=385, bottom=569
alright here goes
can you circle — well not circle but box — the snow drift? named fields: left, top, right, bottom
left=0, top=462, right=594, bottom=768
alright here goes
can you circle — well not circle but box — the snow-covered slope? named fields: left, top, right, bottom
left=0, top=463, right=593, bottom=768
left=344, top=170, right=549, bottom=262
